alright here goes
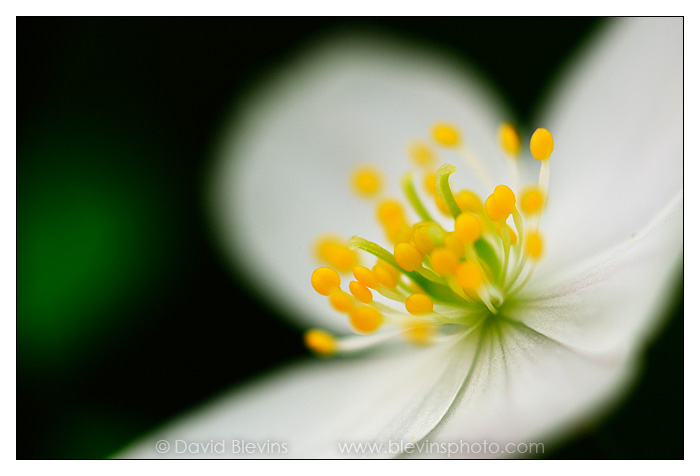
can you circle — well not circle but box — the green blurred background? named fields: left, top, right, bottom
left=16, top=17, right=683, bottom=459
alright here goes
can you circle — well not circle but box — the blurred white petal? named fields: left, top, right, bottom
left=208, top=34, right=512, bottom=331
left=539, top=18, right=682, bottom=275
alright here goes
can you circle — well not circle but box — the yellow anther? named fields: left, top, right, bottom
left=352, top=265, right=379, bottom=289
left=412, top=224, right=436, bottom=255
left=315, top=237, right=358, bottom=272
left=408, top=141, right=435, bottom=166
left=405, top=293, right=434, bottom=315
left=430, top=247, right=459, bottom=276
left=371, top=262, right=396, bottom=288
left=456, top=261, right=482, bottom=291
left=530, top=128, right=554, bottom=161
left=443, top=233, right=465, bottom=259
left=381, top=222, right=401, bottom=244
left=349, top=280, right=373, bottom=304
left=394, top=242, right=423, bottom=272
left=498, top=122, right=521, bottom=156
left=304, top=329, right=337, bottom=356
left=404, top=320, right=435, bottom=346
left=349, top=306, right=383, bottom=333
left=493, top=184, right=516, bottom=216
left=454, top=212, right=481, bottom=244
left=377, top=200, right=409, bottom=244
left=395, top=224, right=414, bottom=244
left=378, top=259, right=400, bottom=276
left=435, top=195, right=451, bottom=216
left=484, top=194, right=508, bottom=222
left=377, top=199, right=405, bottom=225
left=525, top=230, right=544, bottom=260
left=423, top=171, right=437, bottom=196
left=311, top=267, right=341, bottom=296
left=520, top=186, right=546, bottom=215
left=432, top=122, right=461, bottom=147
left=351, top=166, right=382, bottom=197
left=329, top=289, right=355, bottom=312
left=455, top=190, right=482, bottom=213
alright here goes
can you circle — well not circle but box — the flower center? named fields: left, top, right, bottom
left=306, top=122, right=553, bottom=357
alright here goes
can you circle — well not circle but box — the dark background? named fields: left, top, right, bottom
left=17, top=17, right=683, bottom=459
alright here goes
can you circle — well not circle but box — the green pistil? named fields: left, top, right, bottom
left=435, top=164, right=462, bottom=218
left=473, top=238, right=501, bottom=282
left=400, top=172, right=434, bottom=223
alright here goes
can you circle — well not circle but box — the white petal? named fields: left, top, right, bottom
left=538, top=18, right=682, bottom=273
left=208, top=33, right=512, bottom=331
left=430, top=321, right=635, bottom=457
left=519, top=190, right=682, bottom=358
left=119, top=335, right=482, bottom=459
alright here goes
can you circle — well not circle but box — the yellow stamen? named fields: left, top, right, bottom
left=525, top=230, right=544, bottom=260
left=455, top=190, right=482, bottom=213
left=454, top=212, right=481, bottom=244
left=352, top=265, right=379, bottom=289
left=329, top=289, right=355, bottom=312
left=412, top=224, right=436, bottom=255
left=395, top=224, right=414, bottom=244
left=373, top=264, right=398, bottom=288
left=405, top=293, right=433, bottom=315
left=315, top=237, right=358, bottom=272
left=394, top=242, right=423, bottom=272
left=304, top=329, right=336, bottom=356
left=377, top=259, right=400, bottom=277
left=380, top=222, right=400, bottom=244
left=349, top=280, right=373, bottom=304
left=351, top=166, right=383, bottom=197
left=429, top=247, right=459, bottom=276
left=431, top=122, right=461, bottom=147
left=520, top=186, right=546, bottom=216
left=493, top=184, right=516, bottom=216
left=443, top=233, right=465, bottom=259
left=349, top=306, right=383, bottom=333
left=456, top=261, right=482, bottom=291
left=530, top=128, right=554, bottom=161
left=484, top=194, right=508, bottom=222
left=408, top=141, right=435, bottom=166
left=404, top=320, right=435, bottom=346
left=377, top=199, right=405, bottom=225
left=311, top=267, right=341, bottom=296
left=498, top=122, right=521, bottom=156
left=377, top=199, right=409, bottom=243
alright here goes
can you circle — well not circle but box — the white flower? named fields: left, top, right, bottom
left=122, top=18, right=681, bottom=458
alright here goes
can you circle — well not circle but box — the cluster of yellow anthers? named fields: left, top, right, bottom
left=305, top=123, right=553, bottom=357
